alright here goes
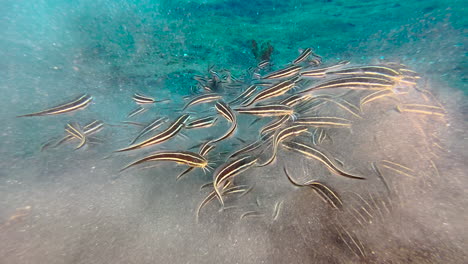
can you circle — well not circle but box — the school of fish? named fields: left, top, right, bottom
left=18, top=48, right=448, bottom=221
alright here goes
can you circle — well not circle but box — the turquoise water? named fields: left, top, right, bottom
left=1, top=1, right=467, bottom=263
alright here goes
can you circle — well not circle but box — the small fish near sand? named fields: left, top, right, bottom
left=120, top=151, right=210, bottom=172
left=282, top=140, right=365, bottom=180
left=213, top=155, right=258, bottom=207
left=17, top=94, right=93, bottom=117
left=41, top=120, right=104, bottom=151
left=116, top=114, right=190, bottom=152
left=15, top=45, right=431, bottom=234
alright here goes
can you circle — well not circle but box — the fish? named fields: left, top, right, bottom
left=116, top=114, right=190, bottom=152
left=282, top=140, right=365, bottom=180
left=329, top=65, right=418, bottom=87
left=213, top=155, right=258, bottom=206
left=309, top=94, right=339, bottom=112
left=329, top=64, right=420, bottom=86
left=335, top=222, right=367, bottom=258
left=272, top=200, right=284, bottom=220
left=176, top=167, right=195, bottom=181
left=292, top=48, right=312, bottom=65
left=215, top=100, right=236, bottom=123
left=294, top=116, right=352, bottom=128
left=359, top=89, right=397, bottom=110
left=283, top=166, right=343, bottom=209
left=193, top=75, right=208, bottom=83
left=64, top=122, right=87, bottom=150
left=240, top=211, right=264, bottom=219
left=80, top=120, right=105, bottom=135
left=229, top=85, right=257, bottom=105
left=208, top=101, right=237, bottom=144
left=312, top=128, right=328, bottom=145
left=259, top=115, right=290, bottom=135
left=262, top=65, right=302, bottom=79
left=17, top=93, right=92, bottom=117
left=130, top=117, right=169, bottom=144
left=222, top=69, right=240, bottom=85
left=300, top=60, right=350, bottom=78
left=198, top=142, right=216, bottom=157
left=252, top=81, right=277, bottom=87
left=316, top=97, right=362, bottom=119
left=280, top=94, right=313, bottom=107
left=298, top=76, right=395, bottom=94
left=257, top=124, right=309, bottom=167
left=120, top=121, right=146, bottom=127
left=177, top=142, right=216, bottom=181
left=294, top=94, right=336, bottom=114
left=242, top=78, right=298, bottom=107
left=120, top=151, right=208, bottom=172
left=41, top=120, right=104, bottom=151
left=398, top=77, right=418, bottom=86
left=307, top=52, right=323, bottom=66
left=380, top=160, right=416, bottom=178
left=196, top=183, right=249, bottom=221
left=201, top=85, right=213, bottom=92
left=371, top=162, right=391, bottom=194
left=185, top=116, right=218, bottom=129
left=396, top=103, right=446, bottom=117
left=399, top=68, right=421, bottom=79
left=257, top=60, right=270, bottom=69
left=127, top=106, right=148, bottom=118
left=327, top=65, right=402, bottom=78
left=228, top=132, right=274, bottom=159
left=182, top=93, right=222, bottom=111
left=234, top=104, right=294, bottom=117
left=132, top=92, right=155, bottom=104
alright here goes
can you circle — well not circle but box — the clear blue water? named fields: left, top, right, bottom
left=1, top=1, right=467, bottom=263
